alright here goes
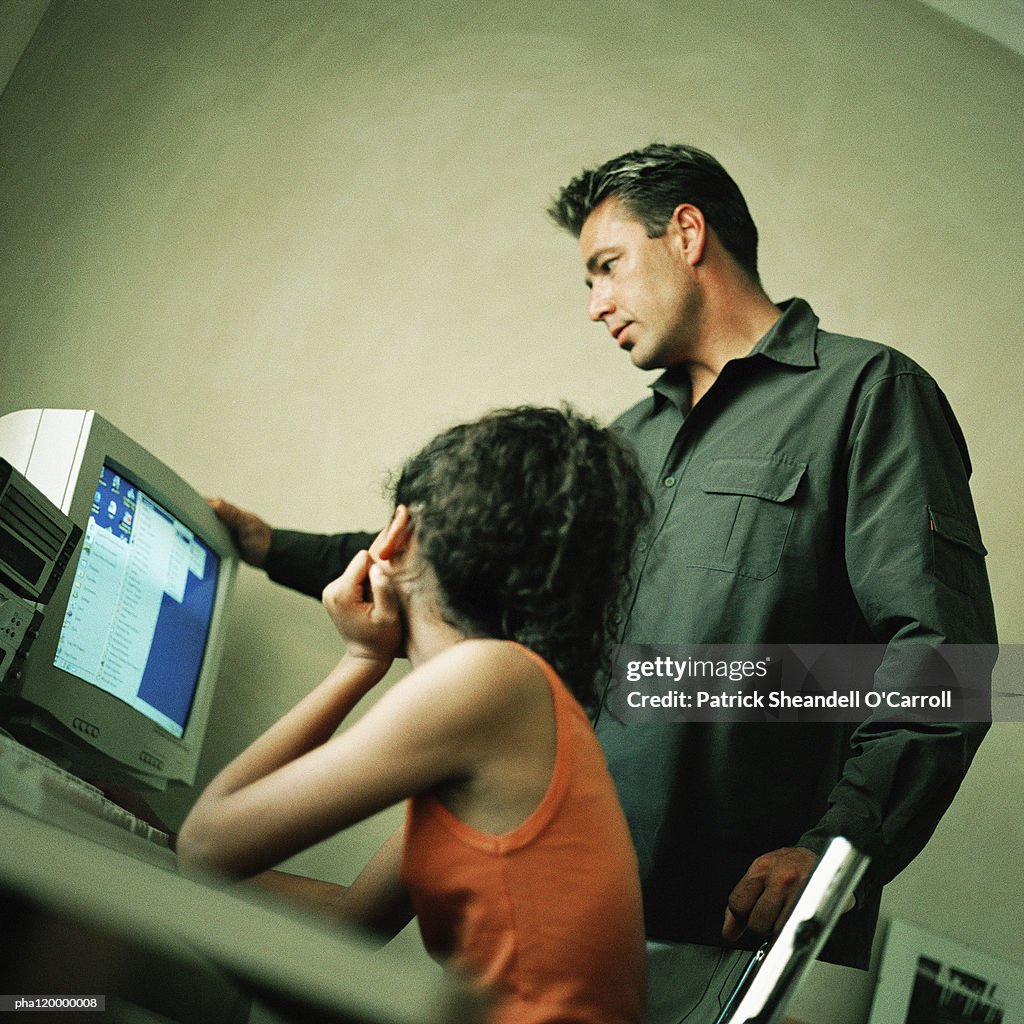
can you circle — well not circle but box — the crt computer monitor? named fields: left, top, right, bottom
left=0, top=409, right=237, bottom=790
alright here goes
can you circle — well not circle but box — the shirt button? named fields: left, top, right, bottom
left=663, top=476, right=676, bottom=488
left=637, top=541, right=648, bottom=552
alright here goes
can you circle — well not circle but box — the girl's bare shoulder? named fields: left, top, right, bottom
left=392, top=639, right=548, bottom=717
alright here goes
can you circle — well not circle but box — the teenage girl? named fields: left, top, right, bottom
left=178, top=406, right=650, bottom=1024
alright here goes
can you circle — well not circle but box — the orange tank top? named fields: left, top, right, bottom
left=400, top=643, right=645, bottom=1024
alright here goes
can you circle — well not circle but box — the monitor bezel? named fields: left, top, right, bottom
left=3, top=410, right=237, bottom=790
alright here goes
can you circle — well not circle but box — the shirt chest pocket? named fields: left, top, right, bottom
left=686, top=457, right=807, bottom=580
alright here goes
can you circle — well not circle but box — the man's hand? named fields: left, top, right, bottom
left=722, top=846, right=818, bottom=942
left=208, top=498, right=272, bottom=568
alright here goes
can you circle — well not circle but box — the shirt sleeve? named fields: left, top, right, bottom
left=265, top=529, right=378, bottom=599
left=797, top=368, right=997, bottom=884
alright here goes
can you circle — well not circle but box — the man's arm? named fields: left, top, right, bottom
left=210, top=498, right=376, bottom=598
left=799, top=369, right=994, bottom=875
left=724, top=368, right=996, bottom=944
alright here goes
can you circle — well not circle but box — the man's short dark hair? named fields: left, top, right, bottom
left=548, top=143, right=760, bottom=283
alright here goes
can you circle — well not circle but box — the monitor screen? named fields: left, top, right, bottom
left=53, top=462, right=220, bottom=739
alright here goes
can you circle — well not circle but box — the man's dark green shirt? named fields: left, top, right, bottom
left=597, top=298, right=995, bottom=966
left=265, top=298, right=996, bottom=968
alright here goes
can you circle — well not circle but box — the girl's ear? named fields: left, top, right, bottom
left=372, top=504, right=413, bottom=562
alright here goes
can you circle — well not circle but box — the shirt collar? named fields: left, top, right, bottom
left=650, top=365, right=692, bottom=411
left=747, top=297, right=819, bottom=368
left=649, top=297, right=819, bottom=412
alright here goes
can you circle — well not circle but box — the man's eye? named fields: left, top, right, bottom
left=602, top=259, right=616, bottom=273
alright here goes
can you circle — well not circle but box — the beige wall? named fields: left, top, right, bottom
left=1, top=2, right=1021, bottom=1020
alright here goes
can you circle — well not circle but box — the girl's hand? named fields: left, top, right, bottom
left=322, top=549, right=402, bottom=664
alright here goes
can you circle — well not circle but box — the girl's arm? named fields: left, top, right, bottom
left=176, top=548, right=402, bottom=875
left=177, top=640, right=508, bottom=877
left=176, top=543, right=527, bottom=895
left=250, top=825, right=414, bottom=945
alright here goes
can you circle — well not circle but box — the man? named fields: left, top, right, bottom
left=213, top=144, right=996, bottom=1023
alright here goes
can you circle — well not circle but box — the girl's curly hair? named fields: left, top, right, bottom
left=392, top=405, right=651, bottom=711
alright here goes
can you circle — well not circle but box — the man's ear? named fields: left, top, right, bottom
left=669, top=203, right=707, bottom=267
left=373, top=504, right=413, bottom=562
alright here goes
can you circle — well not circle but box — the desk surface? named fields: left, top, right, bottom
left=0, top=804, right=484, bottom=1024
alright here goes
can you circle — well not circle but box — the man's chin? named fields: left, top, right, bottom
left=628, top=348, right=661, bottom=371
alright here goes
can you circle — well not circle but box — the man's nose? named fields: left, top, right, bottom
left=588, top=283, right=614, bottom=322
